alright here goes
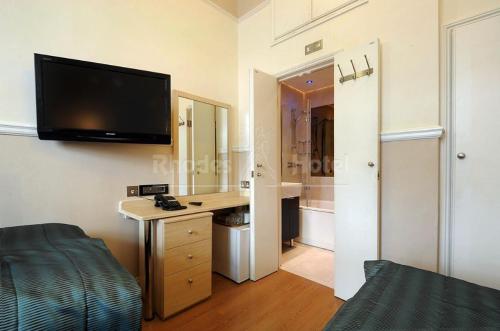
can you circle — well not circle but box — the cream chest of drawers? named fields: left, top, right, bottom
left=154, top=212, right=213, bottom=319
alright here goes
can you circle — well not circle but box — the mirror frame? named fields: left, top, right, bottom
left=172, top=90, right=233, bottom=196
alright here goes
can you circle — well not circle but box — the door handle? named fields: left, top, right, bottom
left=256, top=173, right=262, bottom=177
left=257, top=163, right=263, bottom=168
left=457, top=153, right=466, bottom=159
left=368, top=161, right=375, bottom=167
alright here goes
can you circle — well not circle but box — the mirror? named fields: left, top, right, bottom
left=175, top=92, right=230, bottom=195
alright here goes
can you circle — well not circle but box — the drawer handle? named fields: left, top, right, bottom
left=187, top=278, right=193, bottom=284
left=188, top=229, right=193, bottom=235
left=187, top=254, right=193, bottom=260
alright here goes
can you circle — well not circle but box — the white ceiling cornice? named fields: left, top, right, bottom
left=205, top=0, right=268, bottom=21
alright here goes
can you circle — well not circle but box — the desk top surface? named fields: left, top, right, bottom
left=119, top=192, right=249, bottom=221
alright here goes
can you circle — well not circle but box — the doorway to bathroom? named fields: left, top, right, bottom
left=250, top=40, right=379, bottom=299
left=279, top=65, right=336, bottom=289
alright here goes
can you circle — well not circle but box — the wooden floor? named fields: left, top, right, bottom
left=143, top=270, right=344, bottom=331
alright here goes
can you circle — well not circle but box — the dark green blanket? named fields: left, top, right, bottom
left=0, top=223, right=141, bottom=330
left=325, top=260, right=500, bottom=331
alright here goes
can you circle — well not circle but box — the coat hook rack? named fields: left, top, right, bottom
left=339, top=55, right=374, bottom=84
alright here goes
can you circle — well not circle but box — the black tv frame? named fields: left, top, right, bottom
left=34, top=54, right=171, bottom=145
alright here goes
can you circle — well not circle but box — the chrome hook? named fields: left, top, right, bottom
left=337, top=64, right=345, bottom=83
left=364, top=55, right=372, bottom=75
left=350, top=59, right=357, bottom=80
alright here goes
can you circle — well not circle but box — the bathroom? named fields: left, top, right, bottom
left=280, top=65, right=335, bottom=288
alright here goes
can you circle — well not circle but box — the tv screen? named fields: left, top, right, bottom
left=35, top=54, right=171, bottom=144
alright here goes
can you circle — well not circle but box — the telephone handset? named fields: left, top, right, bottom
left=154, top=194, right=187, bottom=211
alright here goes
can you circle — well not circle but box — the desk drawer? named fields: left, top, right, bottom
left=163, top=262, right=211, bottom=317
left=164, top=239, right=211, bottom=276
left=164, top=216, right=211, bottom=249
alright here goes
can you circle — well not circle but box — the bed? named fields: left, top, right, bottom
left=0, top=223, right=142, bottom=331
left=324, top=260, right=500, bottom=331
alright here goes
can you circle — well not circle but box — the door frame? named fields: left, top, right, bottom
left=439, top=8, right=500, bottom=275
left=275, top=52, right=337, bottom=266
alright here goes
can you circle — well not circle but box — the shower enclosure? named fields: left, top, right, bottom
left=280, top=76, right=335, bottom=250
left=282, top=95, right=334, bottom=207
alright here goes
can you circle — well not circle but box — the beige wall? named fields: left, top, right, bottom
left=2, top=0, right=498, bottom=277
left=237, top=0, right=441, bottom=270
left=381, top=139, right=440, bottom=272
left=0, top=0, right=238, bottom=275
left=379, top=0, right=500, bottom=271
left=237, top=0, right=440, bottom=148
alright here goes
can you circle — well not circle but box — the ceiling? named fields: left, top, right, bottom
left=208, top=0, right=267, bottom=18
left=283, top=66, right=334, bottom=93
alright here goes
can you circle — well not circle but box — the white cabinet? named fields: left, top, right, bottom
left=272, top=0, right=367, bottom=43
left=273, top=0, right=311, bottom=38
left=312, top=0, right=347, bottom=18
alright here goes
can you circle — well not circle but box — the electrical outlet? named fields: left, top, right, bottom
left=240, top=181, right=250, bottom=189
left=127, top=186, right=139, bottom=197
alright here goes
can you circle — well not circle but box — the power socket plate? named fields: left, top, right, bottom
left=127, top=186, right=139, bottom=197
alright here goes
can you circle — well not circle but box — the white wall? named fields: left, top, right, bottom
left=0, top=0, right=238, bottom=274
left=238, top=0, right=439, bottom=145
left=237, top=0, right=441, bottom=270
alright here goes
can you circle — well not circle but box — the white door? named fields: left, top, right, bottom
left=334, top=40, right=380, bottom=300
left=450, top=13, right=500, bottom=290
left=249, top=69, right=280, bottom=280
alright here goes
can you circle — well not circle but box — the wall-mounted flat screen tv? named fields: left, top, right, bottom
left=35, top=54, right=171, bottom=144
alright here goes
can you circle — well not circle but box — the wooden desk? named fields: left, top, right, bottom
left=119, top=193, right=249, bottom=221
left=119, top=192, right=249, bottom=320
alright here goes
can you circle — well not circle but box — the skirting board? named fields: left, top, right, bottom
left=381, top=127, right=444, bottom=142
left=0, top=122, right=37, bottom=137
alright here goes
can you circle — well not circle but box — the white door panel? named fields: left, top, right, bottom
left=249, top=69, right=280, bottom=280
left=273, top=0, right=311, bottom=38
left=451, top=13, right=500, bottom=290
left=334, top=40, right=380, bottom=300
left=312, top=0, right=350, bottom=18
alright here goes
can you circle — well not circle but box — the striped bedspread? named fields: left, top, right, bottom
left=325, top=260, right=500, bottom=331
left=0, top=223, right=141, bottom=331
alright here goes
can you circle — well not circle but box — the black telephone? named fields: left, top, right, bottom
left=154, top=194, right=187, bottom=211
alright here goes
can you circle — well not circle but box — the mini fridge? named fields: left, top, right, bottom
left=212, top=223, right=250, bottom=283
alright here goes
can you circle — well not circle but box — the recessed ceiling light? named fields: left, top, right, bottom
left=306, top=80, right=313, bottom=85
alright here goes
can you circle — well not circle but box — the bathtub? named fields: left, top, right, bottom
left=297, top=199, right=335, bottom=251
